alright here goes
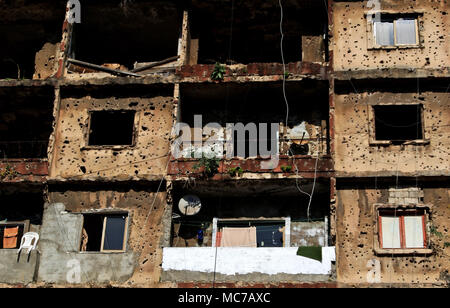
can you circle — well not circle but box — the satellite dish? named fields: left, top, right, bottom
left=178, top=195, right=202, bottom=216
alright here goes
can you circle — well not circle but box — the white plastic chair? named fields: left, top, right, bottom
left=17, top=232, right=39, bottom=257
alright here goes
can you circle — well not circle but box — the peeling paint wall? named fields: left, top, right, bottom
left=50, top=89, right=174, bottom=180
left=332, top=0, right=449, bottom=72
left=335, top=181, right=449, bottom=285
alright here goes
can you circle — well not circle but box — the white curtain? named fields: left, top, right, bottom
left=395, top=19, right=417, bottom=45
left=375, top=21, right=394, bottom=46
left=381, top=216, right=401, bottom=248
left=404, top=216, right=424, bottom=248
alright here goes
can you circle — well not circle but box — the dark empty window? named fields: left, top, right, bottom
left=374, top=105, right=423, bottom=142
left=80, top=213, right=128, bottom=252
left=88, top=110, right=135, bottom=146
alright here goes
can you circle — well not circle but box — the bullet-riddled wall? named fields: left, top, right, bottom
left=334, top=87, right=450, bottom=176
left=49, top=85, right=175, bottom=180
left=332, top=0, right=449, bottom=72
left=335, top=180, right=450, bottom=285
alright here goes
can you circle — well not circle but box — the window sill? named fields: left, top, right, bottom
left=369, top=139, right=430, bottom=146
left=78, top=251, right=127, bottom=254
left=368, top=45, right=423, bottom=50
left=374, top=248, right=432, bottom=255
left=81, top=145, right=135, bottom=151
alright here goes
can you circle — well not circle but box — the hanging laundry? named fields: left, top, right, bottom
left=220, top=227, right=257, bottom=247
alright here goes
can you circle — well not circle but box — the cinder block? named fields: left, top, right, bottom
left=397, top=191, right=409, bottom=198
left=404, top=198, right=417, bottom=204
left=408, top=191, right=419, bottom=198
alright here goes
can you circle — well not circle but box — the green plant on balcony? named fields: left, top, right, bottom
left=193, top=154, right=220, bottom=178
left=211, top=62, right=226, bottom=81
left=280, top=165, right=292, bottom=173
left=0, top=164, right=19, bottom=180
left=228, top=166, right=244, bottom=177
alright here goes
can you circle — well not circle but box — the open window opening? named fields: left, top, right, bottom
left=373, top=14, right=419, bottom=47
left=0, top=188, right=44, bottom=249
left=0, top=87, right=54, bottom=159
left=373, top=105, right=423, bottom=144
left=0, top=2, right=65, bottom=79
left=179, top=81, right=329, bottom=158
left=88, top=110, right=136, bottom=147
left=171, top=180, right=330, bottom=248
left=378, top=208, right=428, bottom=250
left=70, top=1, right=182, bottom=73
left=188, top=0, right=327, bottom=64
left=80, top=212, right=128, bottom=252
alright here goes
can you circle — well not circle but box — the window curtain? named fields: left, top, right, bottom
left=395, top=19, right=417, bottom=45
left=404, top=216, right=424, bottom=248
left=381, top=216, right=401, bottom=248
left=375, top=21, right=394, bottom=46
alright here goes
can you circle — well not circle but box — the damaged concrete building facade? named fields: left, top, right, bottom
left=0, top=0, right=448, bottom=288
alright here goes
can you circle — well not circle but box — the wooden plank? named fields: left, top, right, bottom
left=131, top=55, right=180, bottom=73
left=67, top=58, right=142, bottom=77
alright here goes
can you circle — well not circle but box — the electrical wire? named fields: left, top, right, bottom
left=279, top=0, right=320, bottom=221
